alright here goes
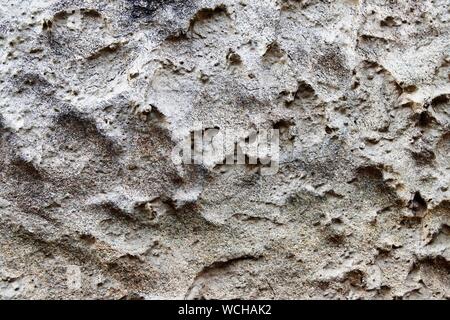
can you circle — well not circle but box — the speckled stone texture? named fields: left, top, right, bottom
left=0, top=0, right=449, bottom=299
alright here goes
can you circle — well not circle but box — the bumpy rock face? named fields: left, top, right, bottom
left=0, top=0, right=449, bottom=299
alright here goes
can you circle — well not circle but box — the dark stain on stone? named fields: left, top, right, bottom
left=127, top=0, right=193, bottom=21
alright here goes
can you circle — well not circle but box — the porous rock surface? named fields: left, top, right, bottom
left=0, top=0, right=449, bottom=299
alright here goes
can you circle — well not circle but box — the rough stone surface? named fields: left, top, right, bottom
left=0, top=0, right=449, bottom=299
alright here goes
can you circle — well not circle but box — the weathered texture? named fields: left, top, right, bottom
left=0, top=0, right=449, bottom=299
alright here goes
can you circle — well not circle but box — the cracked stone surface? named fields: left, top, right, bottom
left=0, top=0, right=449, bottom=299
